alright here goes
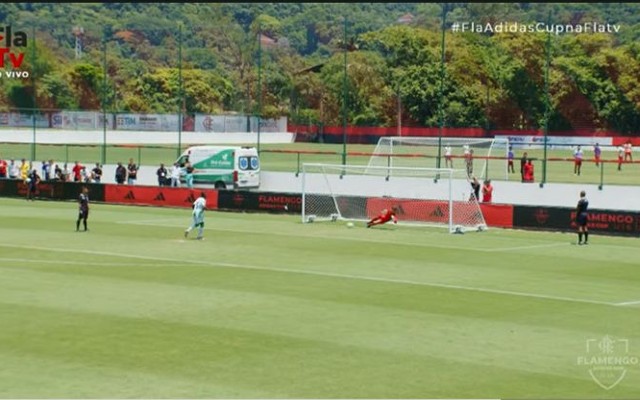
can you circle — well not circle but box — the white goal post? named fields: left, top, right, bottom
left=365, top=136, right=510, bottom=181
left=301, top=163, right=488, bottom=233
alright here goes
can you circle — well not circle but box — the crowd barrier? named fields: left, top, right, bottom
left=104, top=185, right=219, bottom=209
left=0, top=179, right=637, bottom=236
left=513, top=205, right=640, bottom=236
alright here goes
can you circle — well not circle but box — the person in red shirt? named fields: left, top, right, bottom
left=367, top=207, right=399, bottom=228
left=523, top=159, right=534, bottom=182
left=72, top=161, right=83, bottom=182
left=482, top=179, right=493, bottom=203
left=0, top=157, right=7, bottom=178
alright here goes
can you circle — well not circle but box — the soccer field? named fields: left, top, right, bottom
left=1, top=197, right=639, bottom=399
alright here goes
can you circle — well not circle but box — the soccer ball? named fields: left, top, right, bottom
left=25, top=178, right=31, bottom=184
left=346, top=222, right=354, bottom=228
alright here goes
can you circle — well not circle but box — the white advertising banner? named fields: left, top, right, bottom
left=495, top=135, right=613, bottom=149
left=115, top=113, right=180, bottom=131
left=0, top=112, right=49, bottom=128
left=50, top=111, right=114, bottom=130
left=249, top=116, right=288, bottom=133
left=195, top=115, right=287, bottom=133
left=195, top=115, right=249, bottom=132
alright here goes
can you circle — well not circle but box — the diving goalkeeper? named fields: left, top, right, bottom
left=367, top=207, right=398, bottom=228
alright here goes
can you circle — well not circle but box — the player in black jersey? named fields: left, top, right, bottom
left=76, top=186, right=90, bottom=232
left=576, top=190, right=589, bottom=245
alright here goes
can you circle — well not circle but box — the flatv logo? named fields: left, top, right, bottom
left=0, top=25, right=29, bottom=78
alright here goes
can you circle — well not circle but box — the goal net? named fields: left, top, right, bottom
left=365, top=137, right=510, bottom=181
left=302, top=163, right=488, bottom=233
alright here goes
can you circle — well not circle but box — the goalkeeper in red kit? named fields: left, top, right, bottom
left=367, top=207, right=398, bottom=228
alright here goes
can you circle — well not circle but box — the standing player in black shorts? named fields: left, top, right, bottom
left=576, top=190, right=589, bottom=245
left=76, top=186, right=90, bottom=232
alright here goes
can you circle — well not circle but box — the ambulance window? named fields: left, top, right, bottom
left=177, top=155, right=189, bottom=166
left=250, top=157, right=259, bottom=170
left=239, top=156, right=249, bottom=170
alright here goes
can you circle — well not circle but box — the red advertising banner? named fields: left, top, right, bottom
left=366, top=197, right=513, bottom=228
left=479, top=203, right=514, bottom=228
left=104, top=185, right=219, bottom=209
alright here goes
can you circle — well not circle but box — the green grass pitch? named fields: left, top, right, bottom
left=0, top=197, right=639, bottom=399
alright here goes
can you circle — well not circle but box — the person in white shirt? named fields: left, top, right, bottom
left=618, top=145, right=624, bottom=171
left=573, top=145, right=583, bottom=176
left=624, top=141, right=633, bottom=162
left=184, top=192, right=207, bottom=240
left=9, top=159, right=19, bottom=179
left=444, top=144, right=453, bottom=168
left=170, top=163, right=182, bottom=187
left=62, top=163, right=71, bottom=182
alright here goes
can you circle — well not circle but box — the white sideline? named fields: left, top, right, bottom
left=116, top=219, right=569, bottom=253
left=0, top=243, right=617, bottom=307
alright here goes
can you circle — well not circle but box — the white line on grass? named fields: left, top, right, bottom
left=0, top=243, right=617, bottom=307
left=483, top=243, right=568, bottom=252
left=0, top=257, right=165, bottom=267
left=116, top=220, right=567, bottom=253
left=615, top=300, right=640, bottom=307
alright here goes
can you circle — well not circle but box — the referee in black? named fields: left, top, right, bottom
left=576, top=190, right=589, bottom=245
left=76, top=186, right=90, bottom=232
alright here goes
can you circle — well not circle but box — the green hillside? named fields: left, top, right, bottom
left=1, top=3, right=639, bottom=133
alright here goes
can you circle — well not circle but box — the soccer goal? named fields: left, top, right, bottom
left=301, top=163, right=488, bottom=233
left=365, top=136, right=510, bottom=181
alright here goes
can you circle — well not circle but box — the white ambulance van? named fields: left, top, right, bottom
left=175, top=146, right=260, bottom=189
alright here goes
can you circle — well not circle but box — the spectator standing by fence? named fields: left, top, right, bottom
left=520, top=152, right=528, bottom=181
left=92, top=163, right=103, bottom=183
left=156, top=163, right=168, bottom=186
left=72, top=161, right=83, bottom=182
left=9, top=160, right=19, bottom=179
left=115, top=162, right=127, bottom=184
left=170, top=163, right=181, bottom=187
left=41, top=160, right=50, bottom=181
left=62, top=163, right=71, bottom=182
left=469, top=176, right=480, bottom=201
left=127, top=158, right=138, bottom=185
left=482, top=179, right=493, bottom=203
left=19, top=159, right=29, bottom=181
left=54, top=163, right=63, bottom=181
left=0, top=157, right=7, bottom=178
left=523, top=159, right=534, bottom=183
